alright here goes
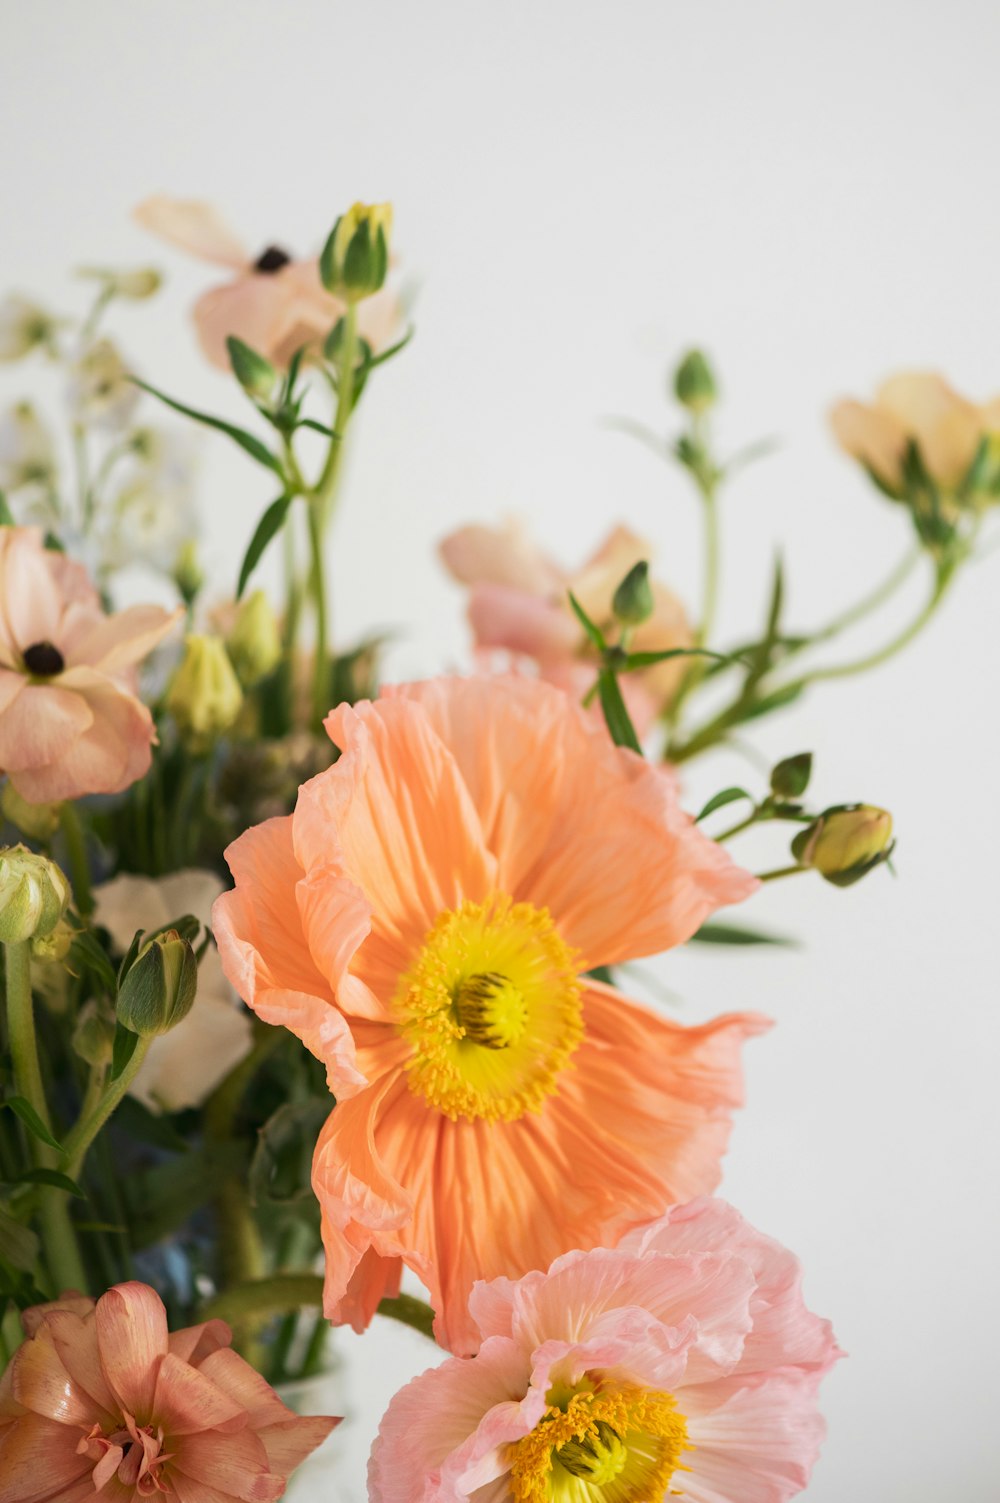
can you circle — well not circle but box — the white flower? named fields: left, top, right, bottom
left=94, top=869, right=253, bottom=1113
left=0, top=401, right=57, bottom=493
left=66, top=338, right=140, bottom=430
left=0, top=293, right=54, bottom=361
left=98, top=431, right=199, bottom=576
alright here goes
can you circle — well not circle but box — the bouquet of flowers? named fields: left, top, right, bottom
left=0, top=195, right=995, bottom=1502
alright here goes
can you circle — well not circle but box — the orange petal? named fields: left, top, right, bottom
left=94, top=1282, right=168, bottom=1423
left=151, top=1351, right=246, bottom=1435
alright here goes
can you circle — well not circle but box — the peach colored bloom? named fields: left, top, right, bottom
left=134, top=196, right=401, bottom=371
left=213, top=675, right=764, bottom=1357
left=440, top=522, right=693, bottom=733
left=0, top=527, right=180, bottom=803
left=369, top=1197, right=840, bottom=1503
left=830, top=371, right=1000, bottom=497
left=0, top=1281, right=337, bottom=1502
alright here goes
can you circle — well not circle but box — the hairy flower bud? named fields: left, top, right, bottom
left=116, top=929, right=197, bottom=1036
left=791, top=804, right=894, bottom=887
left=226, top=589, right=282, bottom=687
left=320, top=202, right=393, bottom=302
left=674, top=349, right=717, bottom=414
left=611, top=560, right=655, bottom=628
left=0, top=846, right=69, bottom=943
left=167, top=635, right=243, bottom=750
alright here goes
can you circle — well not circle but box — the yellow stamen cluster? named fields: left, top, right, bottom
left=395, top=894, right=583, bottom=1122
left=508, top=1384, right=689, bottom=1503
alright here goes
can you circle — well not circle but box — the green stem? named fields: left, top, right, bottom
left=756, top=864, right=808, bottom=883
left=314, top=305, right=359, bottom=529
left=802, top=546, right=921, bottom=648
left=59, top=803, right=93, bottom=918
left=697, top=485, right=720, bottom=648
left=198, top=1275, right=437, bottom=1343
left=307, top=502, right=329, bottom=730
left=61, top=1034, right=152, bottom=1181
left=4, top=941, right=87, bottom=1290
left=714, top=809, right=759, bottom=842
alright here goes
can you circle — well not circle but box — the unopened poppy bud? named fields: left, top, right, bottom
left=226, top=337, right=278, bottom=403
left=320, top=202, right=393, bottom=302
left=612, top=560, right=655, bottom=627
left=226, top=590, right=282, bottom=687
left=167, top=635, right=243, bottom=750
left=116, top=928, right=197, bottom=1036
left=1, top=783, right=61, bottom=842
left=791, top=804, right=894, bottom=887
left=0, top=846, right=69, bottom=943
left=674, top=349, right=717, bottom=414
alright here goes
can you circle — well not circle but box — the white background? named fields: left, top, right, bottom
left=3, top=2, right=1000, bottom=1497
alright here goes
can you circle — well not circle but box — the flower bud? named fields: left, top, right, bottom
left=0, top=294, right=56, bottom=361
left=172, top=539, right=204, bottom=607
left=320, top=202, right=393, bottom=302
left=116, top=928, right=197, bottom=1036
left=1, top=783, right=61, bottom=842
left=791, top=804, right=894, bottom=887
left=32, top=917, right=73, bottom=962
left=0, top=402, right=57, bottom=493
left=72, top=1000, right=116, bottom=1067
left=226, top=590, right=282, bottom=687
left=78, top=265, right=162, bottom=301
left=167, top=635, right=243, bottom=750
left=0, top=846, right=69, bottom=943
left=67, top=339, right=139, bottom=431
left=611, top=560, right=654, bottom=627
left=674, top=349, right=717, bottom=414
left=226, top=337, right=278, bottom=403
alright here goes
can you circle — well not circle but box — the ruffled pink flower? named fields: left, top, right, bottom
left=134, top=196, right=401, bottom=371
left=0, top=527, right=180, bottom=803
left=440, top=522, right=693, bottom=734
left=369, top=1197, right=841, bottom=1503
left=0, top=1282, right=338, bottom=1502
left=213, top=675, right=765, bottom=1356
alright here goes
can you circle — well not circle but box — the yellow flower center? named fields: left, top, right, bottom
left=395, top=895, right=583, bottom=1122
left=508, top=1383, right=689, bottom=1503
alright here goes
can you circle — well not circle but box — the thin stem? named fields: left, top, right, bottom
left=714, top=809, right=759, bottom=843
left=307, top=502, right=329, bottom=730
left=314, top=305, right=359, bottom=529
left=198, top=1275, right=437, bottom=1344
left=4, top=941, right=87, bottom=1290
left=697, top=487, right=720, bottom=648
left=59, top=803, right=93, bottom=918
left=61, top=1035, right=152, bottom=1181
left=756, top=864, right=808, bottom=883
left=803, top=546, right=921, bottom=648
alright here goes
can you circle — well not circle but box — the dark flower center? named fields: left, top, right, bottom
left=22, top=640, right=65, bottom=676
left=254, top=245, right=292, bottom=274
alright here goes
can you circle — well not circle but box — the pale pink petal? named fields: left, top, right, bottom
left=829, top=398, right=907, bottom=490
left=439, top=520, right=562, bottom=595
left=67, top=603, right=181, bottom=675
left=1, top=532, right=67, bottom=648
left=0, top=1413, right=90, bottom=1503
left=168, top=1318, right=232, bottom=1366
left=94, top=1281, right=169, bottom=1422
left=682, top=1371, right=831, bottom=1503
left=172, top=1428, right=283, bottom=1501
left=0, top=683, right=92, bottom=773
left=151, top=1351, right=246, bottom=1435
left=467, top=583, right=579, bottom=664
left=256, top=1416, right=340, bottom=1477
left=12, top=673, right=156, bottom=802
left=134, top=196, right=249, bottom=268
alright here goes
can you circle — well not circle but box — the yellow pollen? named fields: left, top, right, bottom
left=395, top=895, right=583, bottom=1123
left=508, top=1383, right=690, bottom=1503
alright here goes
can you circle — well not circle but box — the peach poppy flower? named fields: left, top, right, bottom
left=213, top=675, right=765, bottom=1356
left=0, top=1282, right=338, bottom=1502
left=0, top=527, right=180, bottom=803
left=440, top=522, right=693, bottom=734
left=369, top=1197, right=841, bottom=1503
left=134, top=196, right=401, bottom=371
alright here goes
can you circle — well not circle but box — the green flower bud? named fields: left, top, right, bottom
left=320, top=202, right=393, bottom=302
left=116, top=928, right=197, bottom=1036
left=791, top=804, right=894, bottom=887
left=167, top=635, right=243, bottom=751
left=226, top=589, right=282, bottom=687
left=611, top=560, right=655, bottom=627
left=72, top=1000, right=116, bottom=1067
left=674, top=349, right=717, bottom=414
left=1, top=783, right=61, bottom=841
left=226, top=336, right=278, bottom=403
left=0, top=845, right=69, bottom=943
left=173, top=539, right=205, bottom=607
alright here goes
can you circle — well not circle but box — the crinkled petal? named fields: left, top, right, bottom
left=682, top=1370, right=831, bottom=1503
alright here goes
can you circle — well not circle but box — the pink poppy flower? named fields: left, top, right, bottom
left=213, top=675, right=765, bottom=1357
left=0, top=527, right=180, bottom=803
left=134, top=196, right=401, bottom=371
left=0, top=1282, right=338, bottom=1502
left=369, top=1197, right=841, bottom=1503
left=440, top=522, right=693, bottom=734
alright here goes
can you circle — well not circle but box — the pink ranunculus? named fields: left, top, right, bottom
left=0, top=1282, right=338, bottom=1502
left=134, top=196, right=402, bottom=371
left=369, top=1197, right=841, bottom=1503
left=0, top=526, right=180, bottom=803
left=440, top=521, right=693, bottom=735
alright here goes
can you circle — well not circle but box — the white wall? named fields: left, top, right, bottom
left=3, top=2, right=999, bottom=1497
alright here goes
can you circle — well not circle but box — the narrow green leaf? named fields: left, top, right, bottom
left=567, top=590, right=607, bottom=651
left=623, top=647, right=743, bottom=670
left=597, top=668, right=642, bottom=753
left=111, top=1023, right=139, bottom=1081
left=295, top=417, right=338, bottom=439
left=363, top=326, right=415, bottom=370
left=10, top=1168, right=86, bottom=1198
left=738, top=682, right=805, bottom=723
left=237, top=494, right=293, bottom=599
left=2, top=1097, right=62, bottom=1151
left=130, top=378, right=283, bottom=475
left=691, top=922, right=796, bottom=947
left=695, top=787, right=753, bottom=822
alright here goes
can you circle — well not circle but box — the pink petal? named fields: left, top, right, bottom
left=133, top=196, right=249, bottom=268
left=94, top=1282, right=169, bottom=1423
left=172, top=1428, right=283, bottom=1501
left=151, top=1351, right=246, bottom=1435
left=467, top=583, right=579, bottom=664
left=10, top=1335, right=100, bottom=1428
left=0, top=683, right=93, bottom=773
left=256, top=1416, right=339, bottom=1476
left=68, top=603, right=181, bottom=675
left=439, top=521, right=562, bottom=595
left=0, top=1413, right=91, bottom=1503
left=168, top=1318, right=232, bottom=1367
left=681, top=1371, right=831, bottom=1503
left=196, top=1348, right=289, bottom=1428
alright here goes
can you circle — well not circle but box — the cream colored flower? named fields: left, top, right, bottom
left=0, top=401, right=57, bottom=493
left=94, top=869, right=253, bottom=1113
left=0, top=293, right=55, bottom=360
left=66, top=338, right=140, bottom=430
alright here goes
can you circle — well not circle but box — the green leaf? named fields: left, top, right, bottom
left=250, top=1099, right=329, bottom=1210
left=237, top=494, right=292, bottom=599
left=8, top=1168, right=85, bottom=1198
left=567, top=590, right=607, bottom=651
left=362, top=326, right=415, bottom=371
left=112, top=1095, right=189, bottom=1154
left=1, top=1097, right=62, bottom=1151
left=770, top=752, right=813, bottom=799
left=130, top=377, right=283, bottom=475
left=0, top=491, right=14, bottom=526
left=695, top=787, right=753, bottom=822
left=691, top=922, right=796, bottom=947
left=0, top=1207, right=39, bottom=1272
left=69, top=927, right=118, bottom=996
left=111, top=1023, right=139, bottom=1081
left=738, top=682, right=805, bottom=723
left=623, top=646, right=744, bottom=670
left=226, top=336, right=278, bottom=402
left=596, top=667, right=642, bottom=753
